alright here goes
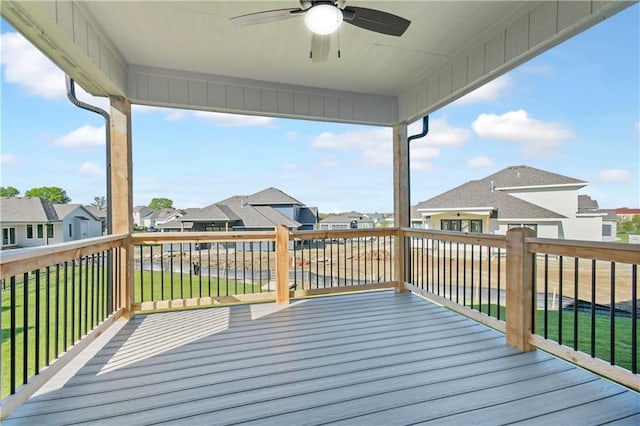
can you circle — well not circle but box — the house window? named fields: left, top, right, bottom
left=470, top=220, right=483, bottom=233
left=602, top=224, right=612, bottom=237
left=37, top=224, right=44, bottom=238
left=2, top=228, right=16, bottom=246
left=441, top=219, right=482, bottom=233
left=47, top=224, right=54, bottom=239
left=69, top=223, right=73, bottom=238
left=26, top=224, right=33, bottom=239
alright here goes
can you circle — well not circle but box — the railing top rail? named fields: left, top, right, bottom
left=289, top=228, right=397, bottom=240
left=526, top=237, right=640, bottom=264
left=0, top=234, right=128, bottom=279
left=400, top=227, right=507, bottom=248
left=0, top=234, right=128, bottom=265
left=130, top=231, right=276, bottom=244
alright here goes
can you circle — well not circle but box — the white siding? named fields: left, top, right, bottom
left=505, top=188, right=579, bottom=218
left=563, top=216, right=604, bottom=242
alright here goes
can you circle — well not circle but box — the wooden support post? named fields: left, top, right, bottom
left=393, top=123, right=409, bottom=292
left=275, top=225, right=290, bottom=304
left=505, top=227, right=536, bottom=351
left=110, top=96, right=134, bottom=319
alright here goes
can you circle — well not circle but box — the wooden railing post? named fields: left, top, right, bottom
left=110, top=96, right=134, bottom=319
left=394, top=228, right=406, bottom=292
left=275, top=225, right=290, bottom=304
left=505, top=227, right=536, bottom=351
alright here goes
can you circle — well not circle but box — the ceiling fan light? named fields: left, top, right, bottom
left=304, top=4, right=343, bottom=35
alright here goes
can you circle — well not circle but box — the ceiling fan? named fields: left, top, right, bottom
left=230, top=1, right=411, bottom=63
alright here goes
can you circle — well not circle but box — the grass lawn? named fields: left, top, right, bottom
left=473, top=303, right=638, bottom=373
left=134, top=270, right=264, bottom=302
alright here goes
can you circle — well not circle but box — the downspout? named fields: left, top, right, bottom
left=405, top=116, right=429, bottom=282
left=65, top=75, right=112, bottom=234
left=407, top=115, right=429, bottom=219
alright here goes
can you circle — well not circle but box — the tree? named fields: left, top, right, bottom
left=148, top=197, right=173, bottom=209
left=25, top=186, right=71, bottom=204
left=0, top=186, right=20, bottom=197
left=91, top=196, right=107, bottom=210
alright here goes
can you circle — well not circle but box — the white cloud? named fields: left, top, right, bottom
left=313, top=127, right=388, bottom=151
left=312, top=118, right=469, bottom=170
left=192, top=111, right=275, bottom=127
left=451, top=75, right=511, bottom=106
left=1, top=31, right=109, bottom=109
left=313, top=127, right=390, bottom=169
left=286, top=131, right=300, bottom=141
left=596, top=169, right=631, bottom=182
left=414, top=118, right=470, bottom=148
left=78, top=161, right=105, bottom=176
left=472, top=110, right=575, bottom=157
left=54, top=125, right=106, bottom=148
left=1, top=154, right=19, bottom=165
left=636, top=121, right=640, bottom=138
left=165, top=109, right=189, bottom=121
left=467, top=156, right=494, bottom=169
left=1, top=32, right=66, bottom=99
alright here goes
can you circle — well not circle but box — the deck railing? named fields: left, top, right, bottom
left=401, top=228, right=507, bottom=333
left=1, top=227, right=638, bottom=418
left=130, top=227, right=398, bottom=310
left=526, top=236, right=638, bottom=389
left=288, top=228, right=397, bottom=296
left=0, top=234, right=127, bottom=415
left=130, top=231, right=278, bottom=310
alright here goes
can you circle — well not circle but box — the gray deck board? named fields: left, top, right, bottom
left=4, top=290, right=639, bottom=425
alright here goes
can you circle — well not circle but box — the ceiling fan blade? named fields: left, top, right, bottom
left=310, top=33, right=330, bottom=63
left=230, top=8, right=303, bottom=26
left=342, top=6, right=411, bottom=36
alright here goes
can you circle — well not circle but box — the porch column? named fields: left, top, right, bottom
left=110, top=96, right=134, bottom=319
left=393, top=123, right=409, bottom=292
left=505, top=227, right=536, bottom=351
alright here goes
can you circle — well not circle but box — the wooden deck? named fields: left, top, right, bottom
left=4, top=291, right=639, bottom=425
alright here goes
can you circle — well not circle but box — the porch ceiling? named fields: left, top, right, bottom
left=1, top=1, right=633, bottom=125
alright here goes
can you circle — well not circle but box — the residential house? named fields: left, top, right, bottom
left=158, top=187, right=318, bottom=233
left=84, top=205, right=107, bottom=234
left=133, top=205, right=153, bottom=228
left=413, top=165, right=611, bottom=241
left=1, top=197, right=103, bottom=249
left=319, top=211, right=374, bottom=230
left=142, top=208, right=184, bottom=230
left=578, top=195, right=618, bottom=241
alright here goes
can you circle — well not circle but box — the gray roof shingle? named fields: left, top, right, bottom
left=488, top=165, right=586, bottom=188
left=414, top=166, right=577, bottom=220
left=320, top=211, right=374, bottom=224
left=244, top=187, right=303, bottom=206
left=1, top=197, right=60, bottom=222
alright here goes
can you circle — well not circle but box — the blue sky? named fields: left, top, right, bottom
left=1, top=4, right=638, bottom=213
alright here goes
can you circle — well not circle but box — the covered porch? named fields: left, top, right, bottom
left=1, top=0, right=639, bottom=422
